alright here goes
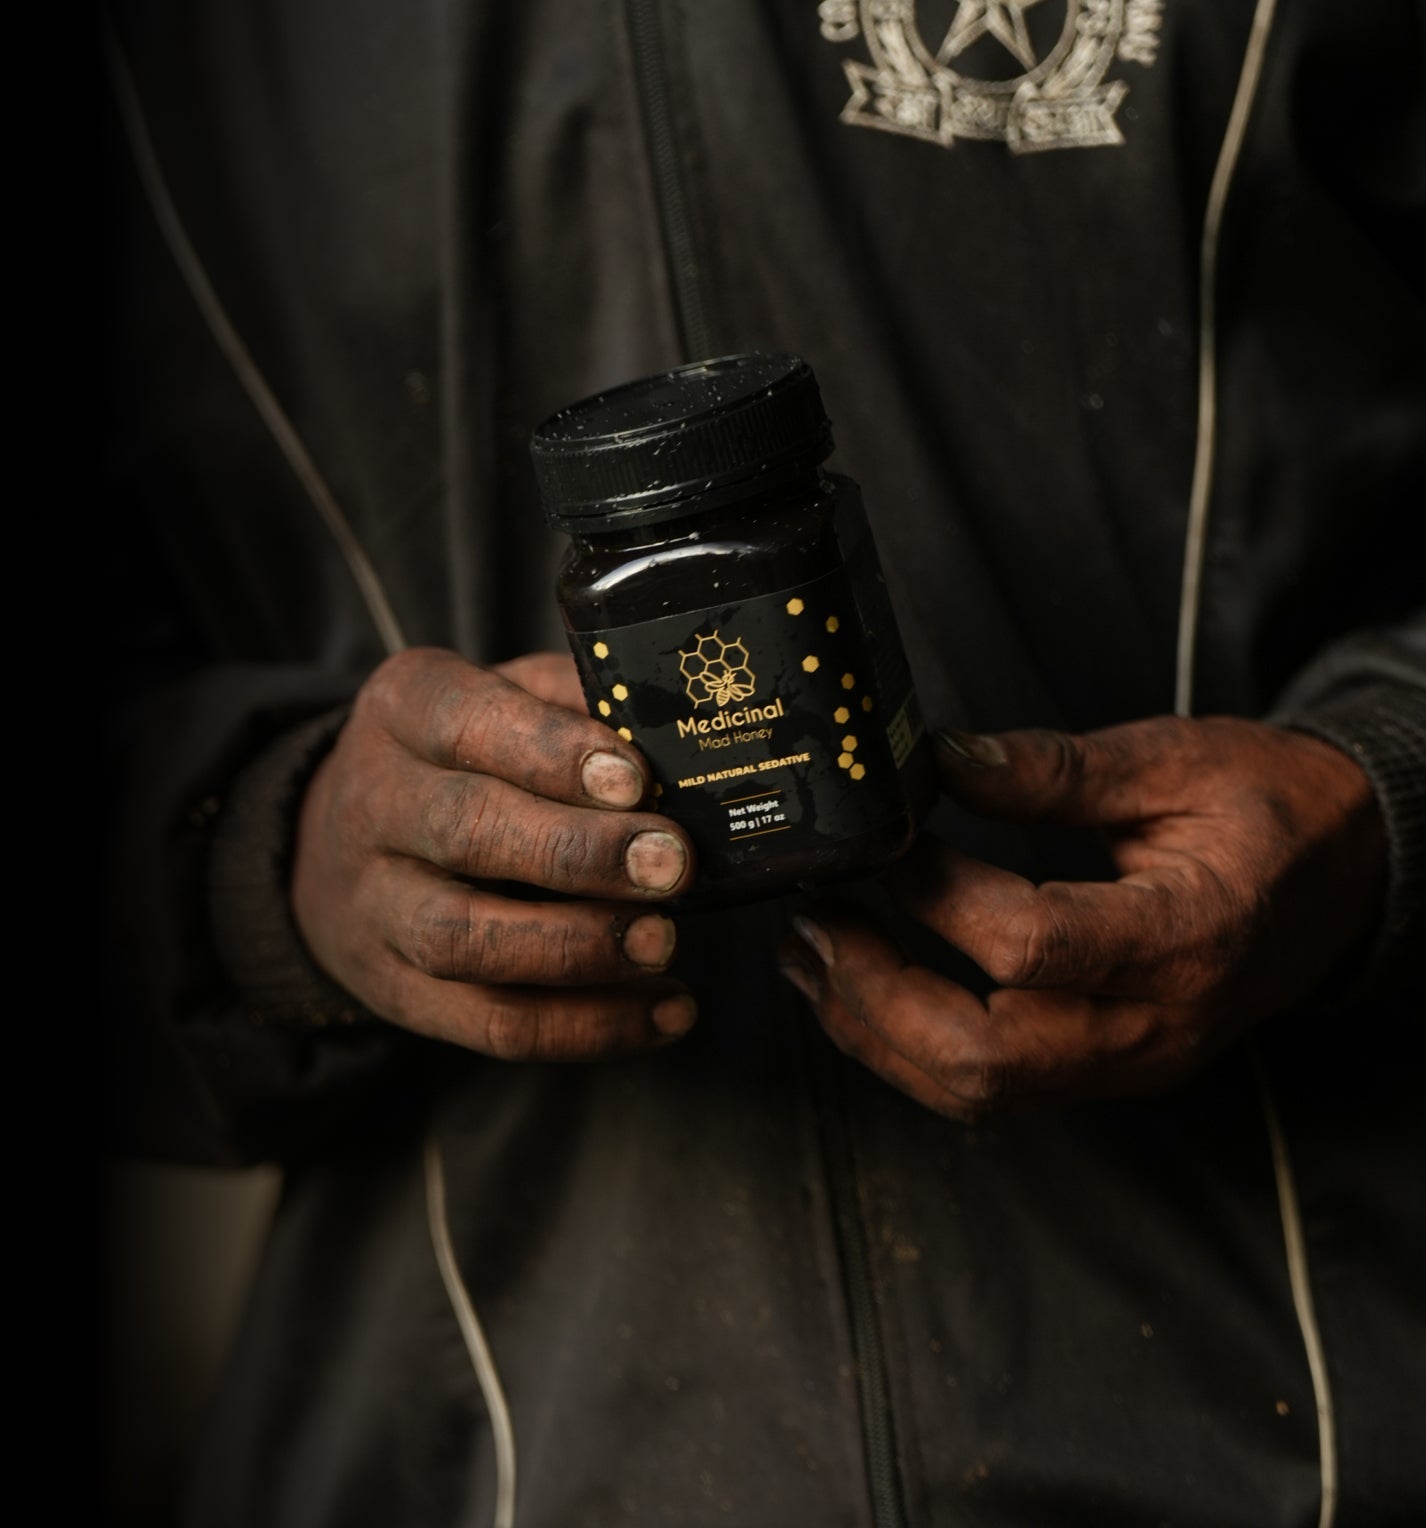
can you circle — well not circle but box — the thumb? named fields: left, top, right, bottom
left=932, top=720, right=1190, bottom=828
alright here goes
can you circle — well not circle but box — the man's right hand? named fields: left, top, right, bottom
left=290, top=646, right=698, bottom=1059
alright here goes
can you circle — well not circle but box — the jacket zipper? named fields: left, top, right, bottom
left=811, top=1026, right=912, bottom=1528
left=623, top=10, right=909, bottom=1518
left=624, top=0, right=719, bottom=362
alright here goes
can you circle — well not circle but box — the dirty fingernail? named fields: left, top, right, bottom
left=653, top=994, right=697, bottom=1037
left=622, top=914, right=676, bottom=969
left=779, top=957, right=822, bottom=1004
left=935, top=728, right=1007, bottom=768
left=792, top=915, right=834, bottom=967
left=583, top=751, right=645, bottom=808
left=625, top=830, right=687, bottom=893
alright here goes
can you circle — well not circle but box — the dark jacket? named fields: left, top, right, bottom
left=101, top=3, right=1426, bottom=1524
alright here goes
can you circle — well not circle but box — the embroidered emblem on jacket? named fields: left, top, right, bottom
left=818, top=0, right=1163, bottom=153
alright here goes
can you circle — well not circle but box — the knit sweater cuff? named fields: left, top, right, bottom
left=1272, top=679, right=1426, bottom=997
left=206, top=704, right=370, bottom=1027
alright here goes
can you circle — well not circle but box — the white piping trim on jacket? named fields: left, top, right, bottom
left=1174, top=0, right=1277, bottom=718
left=425, top=1134, right=518, bottom=1528
left=103, top=22, right=408, bottom=659
left=1254, top=1053, right=1339, bottom=1528
left=1177, top=6, right=1338, bottom=1523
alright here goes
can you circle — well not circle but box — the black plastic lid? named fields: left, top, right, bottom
left=530, top=353, right=833, bottom=531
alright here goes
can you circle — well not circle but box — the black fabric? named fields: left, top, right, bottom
left=101, top=1, right=1426, bottom=1523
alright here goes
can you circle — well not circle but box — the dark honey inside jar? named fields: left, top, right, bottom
left=531, top=353, right=934, bottom=910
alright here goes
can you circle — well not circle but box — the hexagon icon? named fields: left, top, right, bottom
left=678, top=630, right=757, bottom=708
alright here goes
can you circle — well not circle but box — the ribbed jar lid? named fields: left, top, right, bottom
left=530, top=353, right=833, bottom=531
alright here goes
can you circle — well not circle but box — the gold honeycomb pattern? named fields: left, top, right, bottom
left=678, top=631, right=756, bottom=707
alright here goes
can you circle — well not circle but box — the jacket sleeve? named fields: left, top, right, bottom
left=102, top=663, right=433, bottom=1169
left=1268, top=615, right=1426, bottom=999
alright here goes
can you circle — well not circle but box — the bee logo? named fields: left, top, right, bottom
left=679, top=631, right=756, bottom=708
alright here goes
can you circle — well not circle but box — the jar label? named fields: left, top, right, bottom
left=567, top=565, right=924, bottom=883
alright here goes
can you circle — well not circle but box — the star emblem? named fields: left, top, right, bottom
left=938, top=0, right=1050, bottom=73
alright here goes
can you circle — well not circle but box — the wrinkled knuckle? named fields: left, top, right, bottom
left=929, top=1017, right=1023, bottom=1107
left=418, top=773, right=493, bottom=869
left=536, top=821, right=596, bottom=887
left=483, top=915, right=590, bottom=983
left=552, top=919, right=594, bottom=981
left=1041, top=729, right=1084, bottom=791
left=916, top=1023, right=1013, bottom=1115
left=449, top=694, right=503, bottom=773
left=978, top=924, right=1024, bottom=987
left=955, top=1055, right=1013, bottom=1111
left=481, top=997, right=539, bottom=1063
left=982, top=913, right=1068, bottom=989
left=1178, top=864, right=1256, bottom=994
left=405, top=894, right=478, bottom=980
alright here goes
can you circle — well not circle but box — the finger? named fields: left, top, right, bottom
left=377, top=758, right=694, bottom=898
left=365, top=647, right=648, bottom=809
left=779, top=940, right=982, bottom=1119
left=784, top=905, right=1191, bottom=1109
left=494, top=650, right=588, bottom=713
left=932, top=718, right=1202, bottom=828
left=372, top=860, right=679, bottom=984
left=781, top=908, right=1026, bottom=1113
left=891, top=836, right=1222, bottom=997
left=372, top=961, right=698, bottom=1061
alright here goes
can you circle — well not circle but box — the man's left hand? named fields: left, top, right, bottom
left=778, top=717, right=1387, bottom=1117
